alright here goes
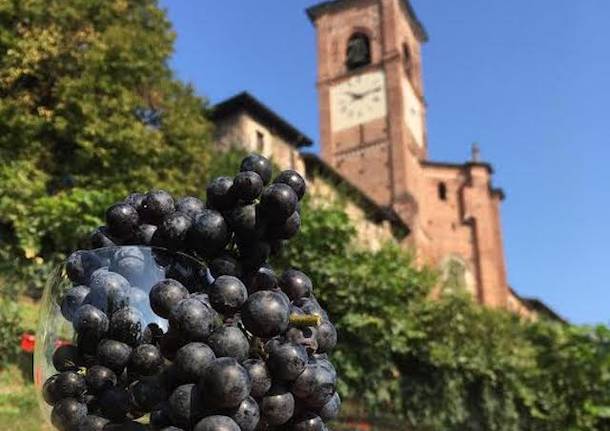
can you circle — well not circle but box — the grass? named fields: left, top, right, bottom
left=0, top=363, right=51, bottom=431
left=0, top=295, right=49, bottom=431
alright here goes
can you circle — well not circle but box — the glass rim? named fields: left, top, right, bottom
left=70, top=245, right=207, bottom=266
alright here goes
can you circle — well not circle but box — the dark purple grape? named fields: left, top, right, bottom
left=169, top=298, right=218, bottom=342
left=228, top=395, right=260, bottom=431
left=279, top=270, right=312, bottom=301
left=149, top=279, right=189, bottom=318
left=73, top=305, right=109, bottom=339
left=259, top=183, right=298, bottom=222
left=233, top=171, right=264, bottom=202
left=273, top=170, right=306, bottom=200
left=54, top=371, right=86, bottom=400
left=267, top=341, right=308, bottom=381
left=267, top=211, right=301, bottom=240
left=98, top=387, right=130, bottom=422
left=176, top=196, right=205, bottom=220
left=61, top=285, right=90, bottom=322
left=210, top=252, right=242, bottom=279
left=286, top=326, right=318, bottom=354
left=200, top=357, right=251, bottom=408
left=317, top=392, right=340, bottom=421
left=106, top=202, right=139, bottom=239
left=316, top=321, right=337, bottom=353
left=291, top=413, right=325, bottom=431
left=124, top=192, right=145, bottom=211
left=154, top=212, right=193, bottom=250
left=66, top=250, right=103, bottom=285
left=240, top=154, right=272, bottom=186
left=189, top=292, right=211, bottom=306
left=129, top=376, right=168, bottom=412
left=110, top=247, right=146, bottom=282
left=104, top=421, right=148, bottom=431
left=241, top=290, right=290, bottom=338
left=129, top=344, right=163, bottom=376
left=225, top=204, right=264, bottom=242
left=168, top=384, right=203, bottom=429
left=90, top=226, right=117, bottom=249
left=136, top=223, right=157, bottom=245
left=110, top=306, right=145, bottom=346
left=238, top=240, right=271, bottom=271
left=209, top=275, right=248, bottom=315
left=150, top=405, right=172, bottom=429
left=52, top=344, right=79, bottom=372
left=174, top=342, right=216, bottom=383
left=292, top=360, right=336, bottom=408
left=96, top=339, right=132, bottom=374
left=242, top=359, right=272, bottom=399
left=207, top=326, right=249, bottom=362
left=85, top=365, right=117, bottom=394
left=243, top=266, right=278, bottom=293
left=75, top=414, right=110, bottom=431
left=194, top=415, right=240, bottom=431
left=260, top=385, right=294, bottom=425
left=140, top=190, right=175, bottom=225
left=207, top=176, right=236, bottom=211
left=87, top=271, right=130, bottom=313
left=188, top=209, right=231, bottom=257
left=160, top=328, right=187, bottom=362
left=51, top=398, right=87, bottom=431
left=43, top=374, right=61, bottom=406
left=164, top=257, right=208, bottom=293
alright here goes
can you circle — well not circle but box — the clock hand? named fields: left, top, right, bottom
left=343, top=91, right=364, bottom=100
left=362, top=86, right=382, bottom=97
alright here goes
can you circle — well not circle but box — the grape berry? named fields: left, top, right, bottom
left=46, top=154, right=338, bottom=430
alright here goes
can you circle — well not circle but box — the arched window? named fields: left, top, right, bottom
left=440, top=256, right=475, bottom=296
left=402, top=43, right=411, bottom=69
left=438, top=182, right=447, bottom=201
left=346, top=33, right=371, bottom=70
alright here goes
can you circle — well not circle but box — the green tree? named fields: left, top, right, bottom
left=0, top=0, right=213, bottom=294
left=273, top=193, right=610, bottom=430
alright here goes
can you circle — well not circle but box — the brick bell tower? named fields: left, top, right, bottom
left=308, top=0, right=512, bottom=308
left=307, top=0, right=429, bottom=234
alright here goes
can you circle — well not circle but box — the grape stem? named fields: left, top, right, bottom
left=289, top=314, right=322, bottom=327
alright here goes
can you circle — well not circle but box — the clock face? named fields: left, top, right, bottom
left=330, top=70, right=387, bottom=132
left=402, top=77, right=424, bottom=147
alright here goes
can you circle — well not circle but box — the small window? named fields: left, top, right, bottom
left=402, top=43, right=411, bottom=66
left=256, top=130, right=264, bottom=152
left=346, top=33, right=371, bottom=70
left=438, top=182, right=447, bottom=201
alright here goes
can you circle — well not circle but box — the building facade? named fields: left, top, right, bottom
left=212, top=0, right=558, bottom=317
left=308, top=0, right=509, bottom=307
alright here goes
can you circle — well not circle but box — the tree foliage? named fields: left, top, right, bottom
left=0, top=0, right=213, bottom=294
left=274, top=196, right=610, bottom=431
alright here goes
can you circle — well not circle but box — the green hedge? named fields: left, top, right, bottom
left=273, top=198, right=610, bottom=431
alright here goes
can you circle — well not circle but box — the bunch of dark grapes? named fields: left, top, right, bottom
left=43, top=154, right=340, bottom=431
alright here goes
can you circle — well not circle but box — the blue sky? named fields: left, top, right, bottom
left=159, top=0, right=610, bottom=325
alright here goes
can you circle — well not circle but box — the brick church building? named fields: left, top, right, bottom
left=212, top=0, right=560, bottom=319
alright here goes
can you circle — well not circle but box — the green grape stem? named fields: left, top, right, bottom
left=289, top=313, right=322, bottom=327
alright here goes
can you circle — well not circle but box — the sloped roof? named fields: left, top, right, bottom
left=306, top=0, right=429, bottom=42
left=211, top=92, right=313, bottom=148
left=510, top=287, right=567, bottom=323
left=301, top=152, right=410, bottom=239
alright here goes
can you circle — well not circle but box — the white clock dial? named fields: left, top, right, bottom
left=402, top=77, right=424, bottom=147
left=330, top=70, right=387, bottom=131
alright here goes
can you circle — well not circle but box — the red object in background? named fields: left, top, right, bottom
left=20, top=332, right=71, bottom=354
left=20, top=332, right=36, bottom=353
